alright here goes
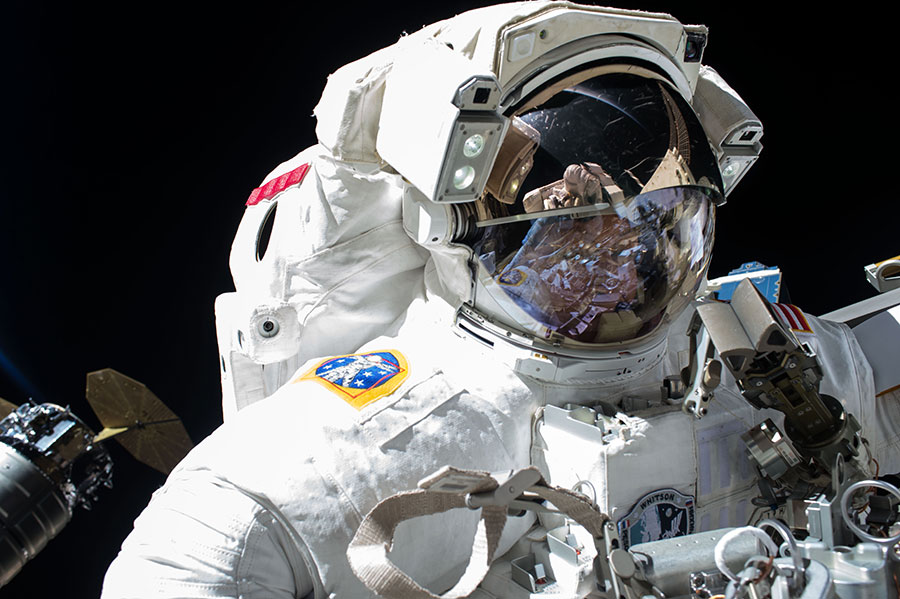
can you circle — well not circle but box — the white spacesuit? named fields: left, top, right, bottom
left=102, top=3, right=900, bottom=598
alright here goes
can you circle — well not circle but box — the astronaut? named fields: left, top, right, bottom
left=102, top=3, right=899, bottom=598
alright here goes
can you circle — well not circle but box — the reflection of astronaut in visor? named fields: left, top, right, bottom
left=468, top=72, right=720, bottom=347
left=524, top=162, right=625, bottom=212
left=495, top=212, right=642, bottom=343
left=478, top=176, right=711, bottom=344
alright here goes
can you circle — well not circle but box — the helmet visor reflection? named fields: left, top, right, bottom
left=473, top=186, right=715, bottom=344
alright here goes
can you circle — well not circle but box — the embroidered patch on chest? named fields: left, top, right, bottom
left=297, top=350, right=409, bottom=410
left=617, top=488, right=695, bottom=550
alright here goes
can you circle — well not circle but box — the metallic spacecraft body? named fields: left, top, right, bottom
left=0, top=370, right=191, bottom=587
left=0, top=402, right=111, bottom=586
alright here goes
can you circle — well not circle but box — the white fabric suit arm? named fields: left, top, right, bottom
left=101, top=473, right=314, bottom=599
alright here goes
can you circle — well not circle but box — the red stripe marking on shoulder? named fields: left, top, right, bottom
left=246, top=163, right=310, bottom=206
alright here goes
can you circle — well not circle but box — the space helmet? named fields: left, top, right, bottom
left=217, top=2, right=763, bottom=414
left=372, top=3, right=762, bottom=360
left=461, top=66, right=723, bottom=349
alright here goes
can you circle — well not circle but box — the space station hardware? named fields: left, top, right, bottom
left=864, top=255, right=900, bottom=293
left=693, top=279, right=867, bottom=505
left=0, top=370, right=191, bottom=587
left=706, top=262, right=782, bottom=304
left=350, top=463, right=898, bottom=598
left=0, top=402, right=111, bottom=586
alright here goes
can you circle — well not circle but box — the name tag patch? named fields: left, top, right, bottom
left=617, top=488, right=695, bottom=550
left=298, top=350, right=409, bottom=410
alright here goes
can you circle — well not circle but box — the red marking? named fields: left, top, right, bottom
left=774, top=303, right=812, bottom=333
left=536, top=578, right=547, bottom=585
left=246, top=163, right=310, bottom=206
left=784, top=304, right=812, bottom=332
left=772, top=303, right=797, bottom=329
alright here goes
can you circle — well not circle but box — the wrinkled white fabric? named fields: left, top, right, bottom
left=103, top=297, right=892, bottom=598
left=108, top=299, right=540, bottom=598
left=217, top=146, right=429, bottom=418
left=849, top=307, right=900, bottom=473
left=101, top=472, right=304, bottom=599
left=108, top=3, right=898, bottom=597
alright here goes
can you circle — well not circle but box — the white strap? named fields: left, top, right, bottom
left=346, top=466, right=608, bottom=598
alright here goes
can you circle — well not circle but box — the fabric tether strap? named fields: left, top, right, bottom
left=346, top=466, right=609, bottom=598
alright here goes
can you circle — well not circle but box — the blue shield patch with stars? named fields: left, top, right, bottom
left=297, top=350, right=409, bottom=409
left=617, top=488, right=695, bottom=550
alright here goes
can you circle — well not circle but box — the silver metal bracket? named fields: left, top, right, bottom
left=681, top=310, right=722, bottom=419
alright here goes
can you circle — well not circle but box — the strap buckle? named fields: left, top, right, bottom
left=418, top=465, right=544, bottom=511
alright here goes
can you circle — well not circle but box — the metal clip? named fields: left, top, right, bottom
left=465, top=468, right=543, bottom=509
left=682, top=310, right=721, bottom=419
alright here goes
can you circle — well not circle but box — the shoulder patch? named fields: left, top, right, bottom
left=773, top=303, right=814, bottom=335
left=296, top=350, right=409, bottom=410
left=246, top=163, right=310, bottom=206
left=617, top=488, right=695, bottom=550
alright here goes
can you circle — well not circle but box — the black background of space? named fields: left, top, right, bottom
left=0, top=1, right=895, bottom=597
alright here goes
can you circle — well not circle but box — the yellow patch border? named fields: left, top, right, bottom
left=295, top=350, right=409, bottom=410
left=497, top=267, right=528, bottom=287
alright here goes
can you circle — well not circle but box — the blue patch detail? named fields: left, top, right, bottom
left=314, top=351, right=401, bottom=390
left=617, top=488, right=696, bottom=550
left=717, top=261, right=781, bottom=303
